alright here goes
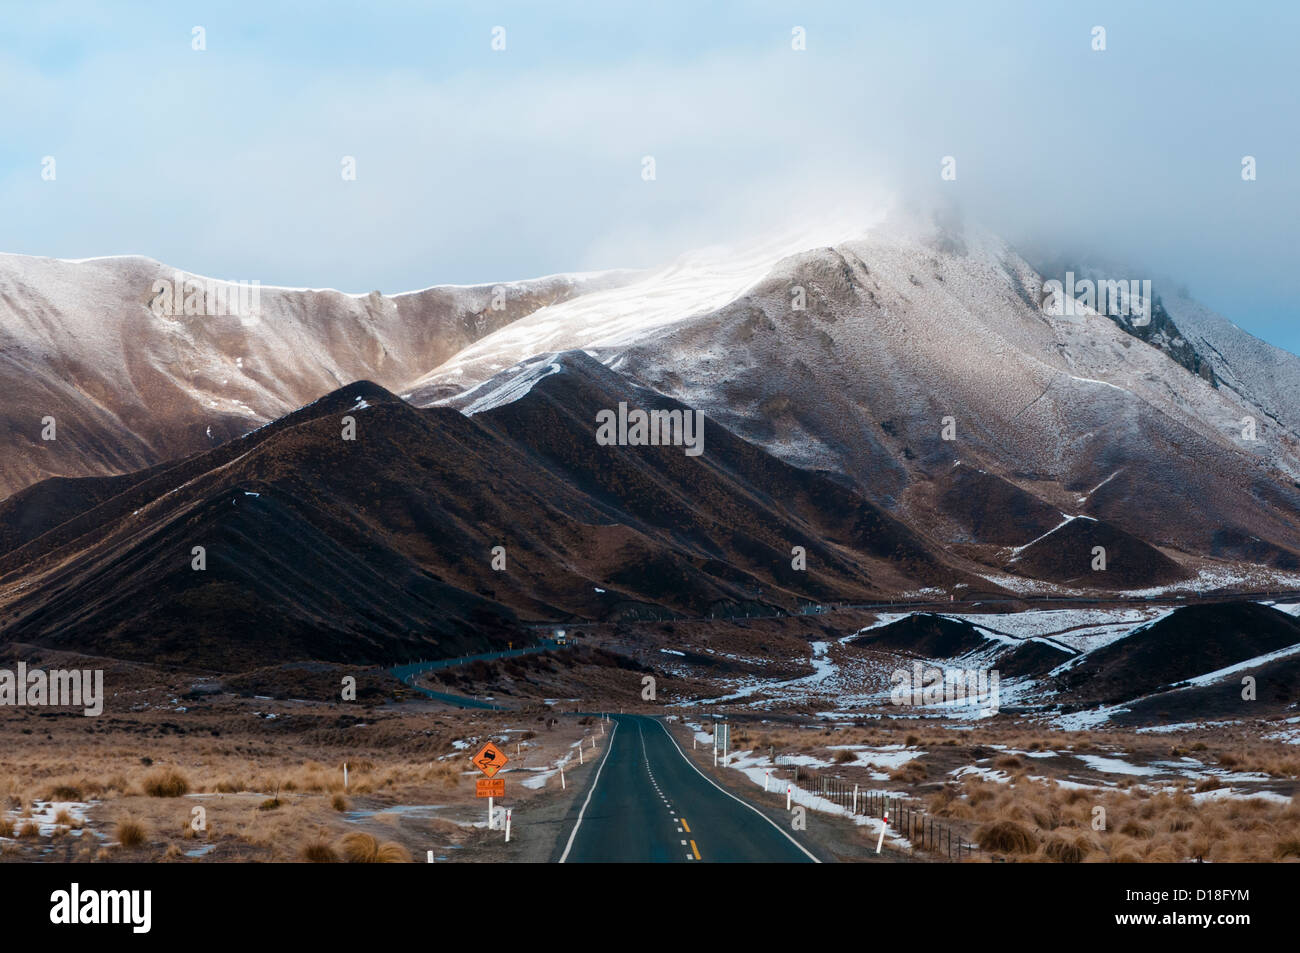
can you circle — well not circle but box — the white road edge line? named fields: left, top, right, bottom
left=558, top=719, right=619, bottom=863
left=654, top=718, right=821, bottom=863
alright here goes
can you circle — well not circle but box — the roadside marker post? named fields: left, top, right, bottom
left=786, top=784, right=792, bottom=811
left=853, top=784, right=858, bottom=814
left=560, top=765, right=565, bottom=789
left=488, top=796, right=494, bottom=829
left=427, top=850, right=434, bottom=863
left=579, top=745, right=584, bottom=765
left=764, top=769, right=770, bottom=792
left=505, top=809, right=512, bottom=843
left=876, top=813, right=888, bottom=854
left=343, top=762, right=348, bottom=790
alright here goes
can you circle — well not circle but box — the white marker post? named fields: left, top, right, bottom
left=505, top=809, right=512, bottom=843
left=876, top=813, right=888, bottom=854
left=786, top=784, right=792, bottom=811
left=853, top=783, right=859, bottom=814
left=579, top=746, right=584, bottom=765
left=488, top=796, right=494, bottom=829
left=764, top=769, right=770, bottom=792
left=560, top=765, right=565, bottom=790
left=427, top=850, right=434, bottom=863
left=343, top=762, right=348, bottom=790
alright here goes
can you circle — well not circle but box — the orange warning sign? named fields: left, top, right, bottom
left=476, top=778, right=505, bottom=798
left=473, top=741, right=509, bottom=777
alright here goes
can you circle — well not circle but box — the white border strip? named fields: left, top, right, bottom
left=558, top=719, right=619, bottom=863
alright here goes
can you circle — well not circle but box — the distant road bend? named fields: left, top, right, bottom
left=556, top=714, right=819, bottom=863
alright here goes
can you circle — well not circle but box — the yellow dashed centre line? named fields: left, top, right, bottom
left=680, top=818, right=691, bottom=834
left=689, top=839, right=701, bottom=860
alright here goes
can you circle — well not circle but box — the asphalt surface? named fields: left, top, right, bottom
left=390, top=642, right=565, bottom=709
left=556, top=714, right=819, bottom=863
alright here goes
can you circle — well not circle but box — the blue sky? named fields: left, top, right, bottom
left=2, top=1, right=1297, bottom=353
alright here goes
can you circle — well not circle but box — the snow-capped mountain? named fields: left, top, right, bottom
left=421, top=212, right=1300, bottom=577
left=0, top=252, right=631, bottom=497
left=4, top=211, right=1300, bottom=593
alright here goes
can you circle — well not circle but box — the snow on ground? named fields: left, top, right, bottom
left=1136, top=721, right=1242, bottom=734
left=942, top=607, right=1168, bottom=653
left=1075, top=754, right=1160, bottom=776
left=1182, top=641, right=1300, bottom=686
left=721, top=748, right=915, bottom=848
left=458, top=358, right=563, bottom=415
left=1, top=801, right=91, bottom=837
left=1264, top=716, right=1300, bottom=745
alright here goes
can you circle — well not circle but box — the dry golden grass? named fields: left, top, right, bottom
left=336, top=831, right=412, bottom=863
left=374, top=841, right=412, bottom=863
left=115, top=817, right=148, bottom=847
left=302, top=839, right=339, bottom=863
left=889, top=761, right=928, bottom=783
left=976, top=819, right=1039, bottom=854
left=332, top=793, right=349, bottom=812
left=141, top=767, right=190, bottom=798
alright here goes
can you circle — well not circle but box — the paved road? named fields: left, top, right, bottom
left=390, top=642, right=566, bottom=710
left=556, top=714, right=819, bottom=863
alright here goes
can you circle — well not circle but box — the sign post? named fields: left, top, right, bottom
left=473, top=742, right=510, bottom=833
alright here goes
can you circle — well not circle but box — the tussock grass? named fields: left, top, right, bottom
left=116, top=817, right=148, bottom=847
left=142, top=767, right=190, bottom=798
left=975, top=819, right=1039, bottom=854
left=374, top=841, right=412, bottom=863
left=340, top=832, right=379, bottom=862
left=338, top=831, right=410, bottom=863
left=302, top=839, right=339, bottom=863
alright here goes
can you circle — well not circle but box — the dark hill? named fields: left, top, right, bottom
left=932, top=463, right=1064, bottom=545
left=1054, top=602, right=1300, bottom=705
left=1006, top=516, right=1191, bottom=589
left=850, top=613, right=991, bottom=658
left=0, top=359, right=987, bottom=668
left=996, top=639, right=1076, bottom=678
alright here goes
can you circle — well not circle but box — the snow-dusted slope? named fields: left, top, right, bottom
left=403, top=217, right=874, bottom=405
left=425, top=212, right=1300, bottom=569
left=0, top=253, right=630, bottom=497
left=1160, top=290, right=1300, bottom=442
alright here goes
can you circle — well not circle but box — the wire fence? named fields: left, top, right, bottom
left=790, top=763, right=978, bottom=862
